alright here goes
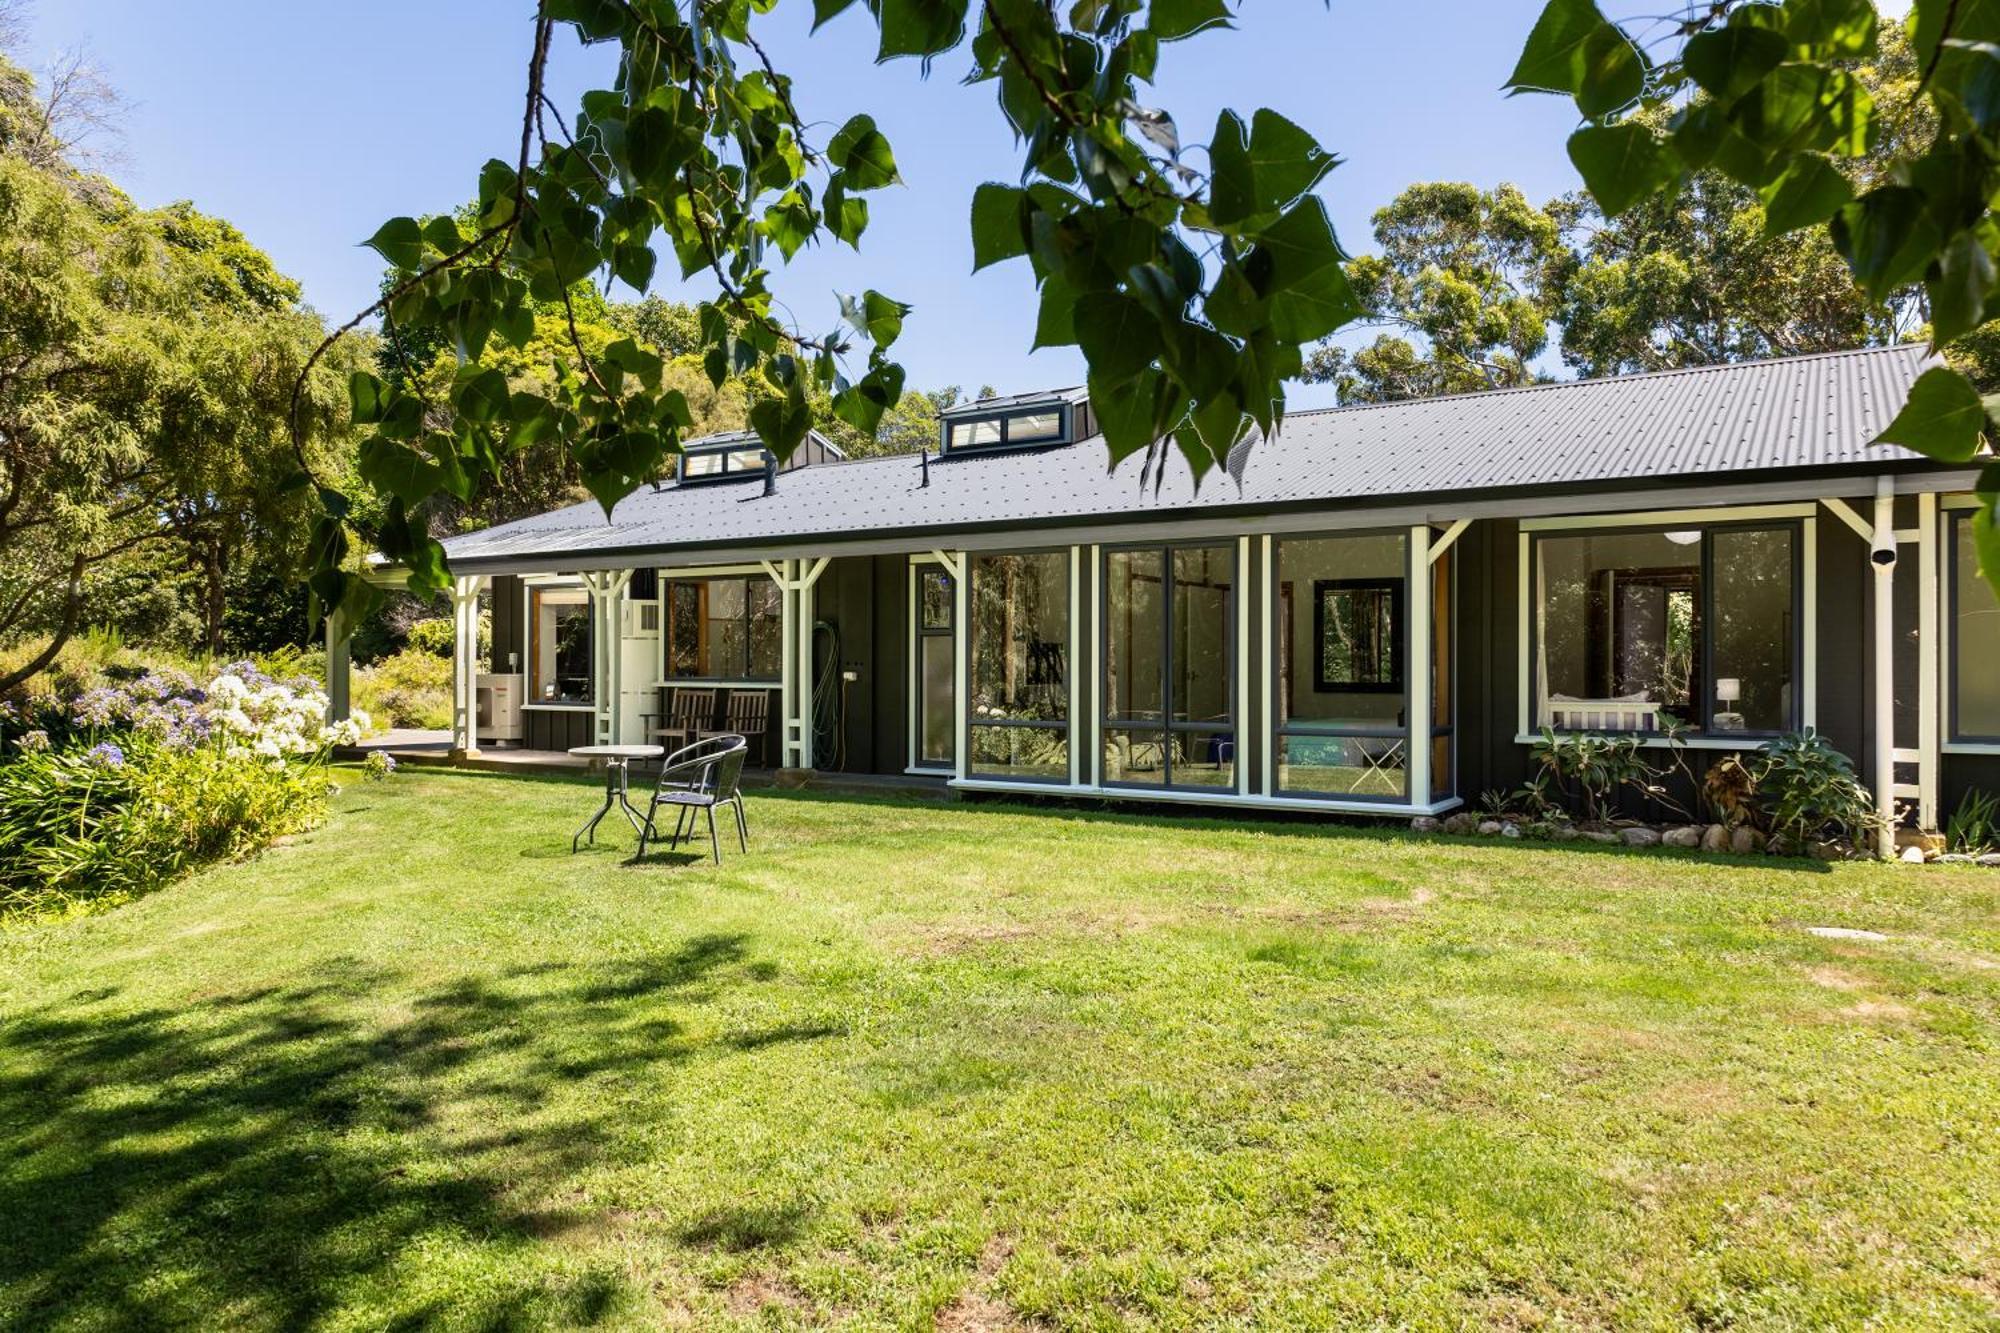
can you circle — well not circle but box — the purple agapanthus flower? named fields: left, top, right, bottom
left=17, top=729, right=50, bottom=753
left=70, top=686, right=131, bottom=729
left=87, top=741, right=126, bottom=769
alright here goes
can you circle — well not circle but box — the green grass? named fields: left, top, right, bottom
left=3, top=768, right=1999, bottom=1330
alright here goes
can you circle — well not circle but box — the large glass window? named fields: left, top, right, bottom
left=663, top=576, right=782, bottom=680
left=968, top=551, right=1070, bottom=781
left=914, top=564, right=955, bottom=767
left=1103, top=544, right=1235, bottom=789
left=1952, top=512, right=2000, bottom=740
left=1274, top=534, right=1408, bottom=799
left=1533, top=523, right=1797, bottom=734
left=529, top=584, right=593, bottom=705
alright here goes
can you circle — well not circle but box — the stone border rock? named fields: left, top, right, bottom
left=1409, top=813, right=1981, bottom=864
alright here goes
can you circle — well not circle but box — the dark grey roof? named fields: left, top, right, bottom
left=443, top=344, right=1940, bottom=567
left=681, top=426, right=846, bottom=458
left=936, top=386, right=1086, bottom=418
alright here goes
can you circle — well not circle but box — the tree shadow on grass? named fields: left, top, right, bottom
left=0, top=933, right=839, bottom=1330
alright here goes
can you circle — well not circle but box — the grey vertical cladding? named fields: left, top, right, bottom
left=489, top=574, right=524, bottom=674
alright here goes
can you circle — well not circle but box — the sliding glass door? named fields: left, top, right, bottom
left=967, top=551, right=1071, bottom=781
left=1102, top=543, right=1236, bottom=789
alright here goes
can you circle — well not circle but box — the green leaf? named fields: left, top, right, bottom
left=1034, top=272, right=1079, bottom=348
left=422, top=214, right=464, bottom=253
left=876, top=0, right=968, bottom=61
left=1506, top=0, right=1642, bottom=116
left=1090, top=366, right=1168, bottom=463
left=1682, top=23, right=1788, bottom=103
left=1254, top=199, right=1361, bottom=343
left=1758, top=152, right=1852, bottom=235
left=348, top=371, right=388, bottom=425
left=1973, top=498, right=2000, bottom=605
left=454, top=368, right=512, bottom=423
left=1206, top=110, right=1340, bottom=228
left=612, top=242, right=657, bottom=291
left=1074, top=291, right=1164, bottom=385
left=826, top=115, right=901, bottom=189
left=749, top=393, right=815, bottom=460
left=1831, top=186, right=1942, bottom=300
left=1930, top=230, right=1998, bottom=345
left=1873, top=366, right=1986, bottom=463
left=860, top=290, right=909, bottom=347
left=823, top=176, right=869, bottom=247
left=1786, top=0, right=1878, bottom=57
left=364, top=217, right=424, bottom=271
left=813, top=0, right=863, bottom=27
left=1149, top=0, right=1229, bottom=41
left=1243, top=110, right=1340, bottom=215
left=832, top=362, right=906, bottom=437
left=1567, top=123, right=1676, bottom=216
left=357, top=435, right=446, bottom=507
left=1206, top=111, right=1254, bottom=227
left=970, top=183, right=1031, bottom=270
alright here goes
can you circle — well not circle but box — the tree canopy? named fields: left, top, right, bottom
left=0, top=52, right=360, bottom=690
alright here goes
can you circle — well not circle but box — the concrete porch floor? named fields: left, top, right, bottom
left=338, top=729, right=950, bottom=797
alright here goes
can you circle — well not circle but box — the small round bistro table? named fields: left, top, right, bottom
left=567, top=744, right=665, bottom=851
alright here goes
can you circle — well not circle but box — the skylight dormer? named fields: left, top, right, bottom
left=937, top=388, right=1091, bottom=455
left=675, top=428, right=845, bottom=485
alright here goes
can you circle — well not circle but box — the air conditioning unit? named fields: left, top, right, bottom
left=477, top=673, right=523, bottom=745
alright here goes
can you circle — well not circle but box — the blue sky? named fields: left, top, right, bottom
left=9, top=1, right=1867, bottom=409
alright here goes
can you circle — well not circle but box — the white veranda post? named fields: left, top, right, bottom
left=580, top=570, right=633, bottom=745
left=449, top=574, right=488, bottom=757
left=761, top=557, right=832, bottom=769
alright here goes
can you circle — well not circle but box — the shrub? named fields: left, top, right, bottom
left=1751, top=730, right=1877, bottom=846
left=1526, top=728, right=1686, bottom=824
left=0, top=663, right=359, bottom=917
left=361, top=750, right=398, bottom=781
left=352, top=648, right=453, bottom=731
left=1947, top=788, right=1999, bottom=854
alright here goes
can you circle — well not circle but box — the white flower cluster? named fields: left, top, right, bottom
left=204, top=670, right=369, bottom=763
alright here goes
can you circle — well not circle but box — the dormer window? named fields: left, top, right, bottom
left=939, top=390, right=1087, bottom=454
left=677, top=441, right=771, bottom=484
left=675, top=428, right=846, bottom=484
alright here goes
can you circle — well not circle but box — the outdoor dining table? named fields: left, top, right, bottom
left=567, top=743, right=665, bottom=851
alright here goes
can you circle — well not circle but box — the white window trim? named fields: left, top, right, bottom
left=947, top=776, right=1463, bottom=817
left=522, top=578, right=595, bottom=710
left=907, top=554, right=957, bottom=775
left=1515, top=506, right=1818, bottom=742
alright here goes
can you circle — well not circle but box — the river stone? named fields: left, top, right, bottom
left=1440, top=812, right=1479, bottom=835
left=1662, top=826, right=1701, bottom=849
left=1621, top=827, right=1661, bottom=848
left=1410, top=816, right=1441, bottom=834
left=1700, top=824, right=1731, bottom=853
left=1582, top=831, right=1621, bottom=845
left=1978, top=852, right=2000, bottom=868
left=1477, top=819, right=1504, bottom=836
left=1730, top=827, right=1766, bottom=854
left=1900, top=844, right=1927, bottom=864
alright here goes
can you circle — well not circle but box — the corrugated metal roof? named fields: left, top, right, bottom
left=443, top=344, right=1940, bottom=566
left=936, top=385, right=1087, bottom=418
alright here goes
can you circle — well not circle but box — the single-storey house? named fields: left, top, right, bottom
left=341, top=343, right=2000, bottom=833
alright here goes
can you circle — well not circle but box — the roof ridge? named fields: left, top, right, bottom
left=1277, top=342, right=1928, bottom=424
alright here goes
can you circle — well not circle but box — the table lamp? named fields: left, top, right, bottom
left=1716, top=678, right=1741, bottom=706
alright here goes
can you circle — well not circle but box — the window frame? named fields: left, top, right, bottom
left=1947, top=508, right=2000, bottom=744
left=676, top=444, right=773, bottom=484
left=1099, top=541, right=1238, bottom=792
left=941, top=402, right=1075, bottom=454
left=660, top=575, right=782, bottom=682
left=1527, top=517, right=1805, bottom=739
left=1268, top=530, right=1413, bottom=804
left=1311, top=577, right=1404, bottom=695
left=909, top=558, right=957, bottom=772
left=526, top=581, right=595, bottom=708
left=964, top=547, right=1074, bottom=785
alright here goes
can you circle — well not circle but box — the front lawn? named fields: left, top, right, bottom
left=3, top=768, right=1997, bottom=1329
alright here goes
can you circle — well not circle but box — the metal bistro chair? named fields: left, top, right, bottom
left=639, top=734, right=750, bottom=865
